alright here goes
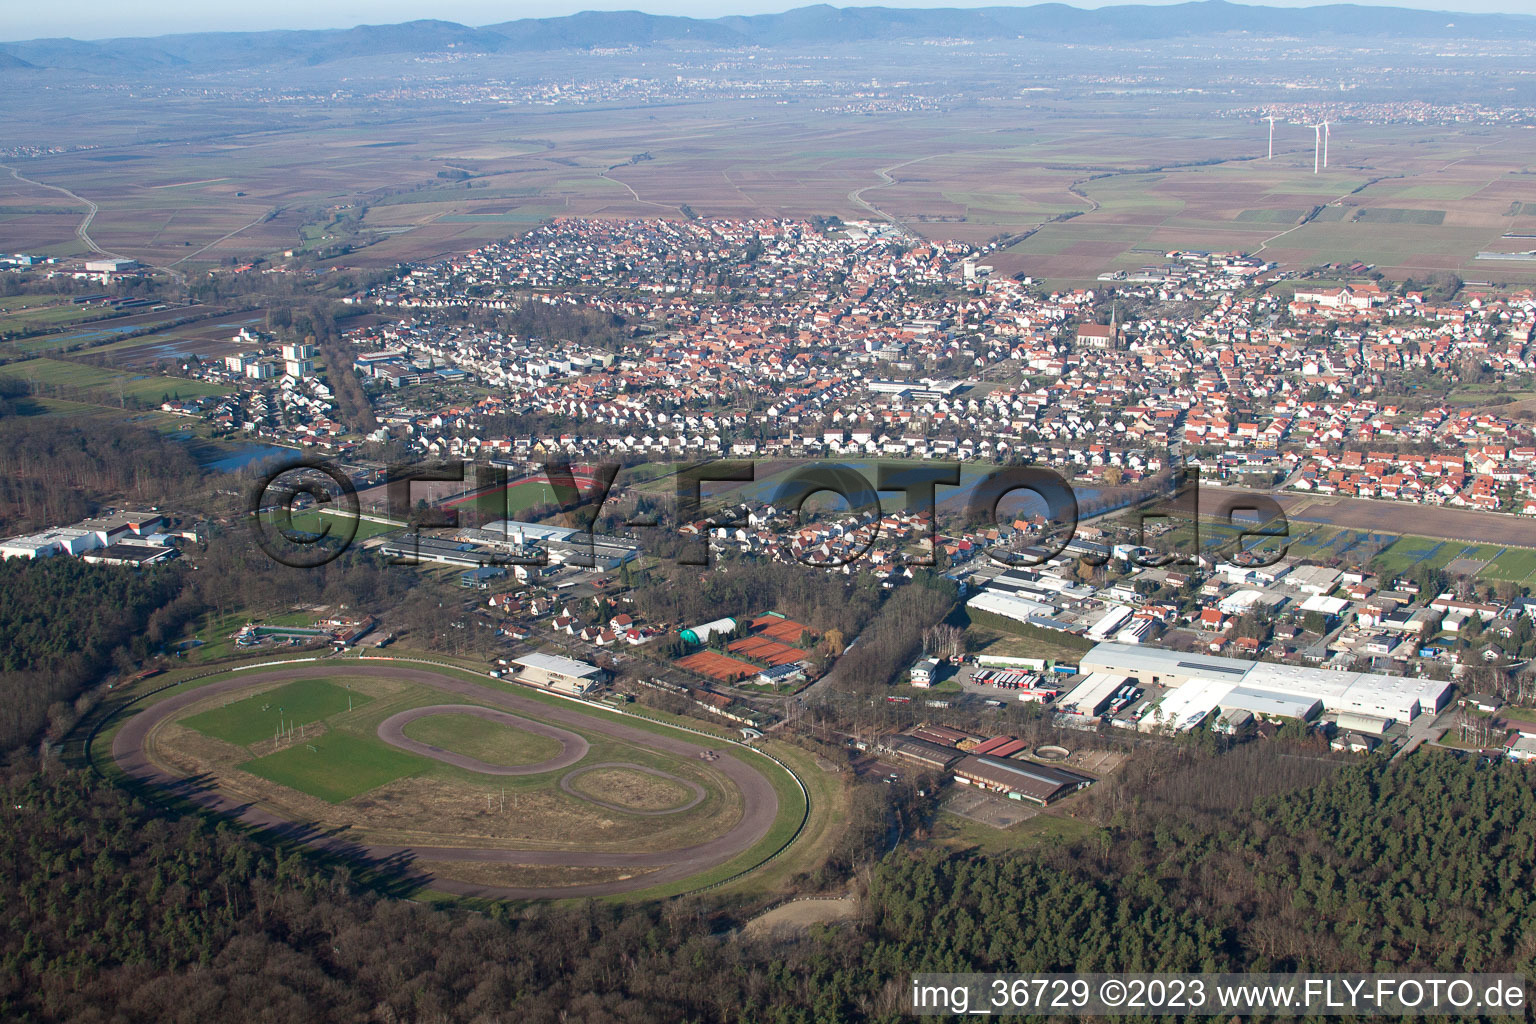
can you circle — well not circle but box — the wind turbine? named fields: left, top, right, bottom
left=1310, top=122, right=1325, bottom=174
left=1263, top=115, right=1279, bottom=159
left=1321, top=120, right=1331, bottom=169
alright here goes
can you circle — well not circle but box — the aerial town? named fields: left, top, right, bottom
left=7, top=5, right=1536, bottom=1017
left=11, top=214, right=1536, bottom=772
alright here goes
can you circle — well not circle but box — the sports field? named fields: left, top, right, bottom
left=181, top=678, right=369, bottom=746
left=243, top=732, right=424, bottom=803
left=677, top=650, right=760, bottom=682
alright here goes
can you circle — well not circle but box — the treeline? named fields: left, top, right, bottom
left=6, top=751, right=1533, bottom=1022
left=0, top=558, right=185, bottom=751
left=827, top=572, right=958, bottom=692
left=633, top=560, right=885, bottom=640
left=189, top=528, right=413, bottom=630
left=0, top=397, right=203, bottom=533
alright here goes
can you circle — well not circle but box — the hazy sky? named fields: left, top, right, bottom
left=6, top=0, right=1531, bottom=42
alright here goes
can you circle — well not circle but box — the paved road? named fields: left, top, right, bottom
left=1395, top=705, right=1451, bottom=761
left=376, top=703, right=589, bottom=776
left=3, top=163, right=114, bottom=258
left=113, top=665, right=780, bottom=899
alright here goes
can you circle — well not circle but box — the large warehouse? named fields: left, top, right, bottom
left=966, top=590, right=1057, bottom=624
left=952, top=755, right=1093, bottom=805
left=1082, top=642, right=1451, bottom=731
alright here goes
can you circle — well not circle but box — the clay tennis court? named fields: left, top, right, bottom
left=728, top=636, right=804, bottom=666
left=677, top=650, right=760, bottom=682
left=751, top=615, right=809, bottom=643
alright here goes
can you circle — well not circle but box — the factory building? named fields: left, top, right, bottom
left=1056, top=672, right=1129, bottom=718
left=1084, top=642, right=1451, bottom=732
left=967, top=589, right=1057, bottom=624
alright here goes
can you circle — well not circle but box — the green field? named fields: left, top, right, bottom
left=265, top=507, right=404, bottom=541
left=1369, top=534, right=1445, bottom=574
left=0, top=356, right=228, bottom=404
left=183, top=679, right=370, bottom=746
left=1354, top=207, right=1446, bottom=225
left=241, top=732, right=426, bottom=803
left=1236, top=208, right=1305, bottom=223
left=401, top=711, right=562, bottom=766
left=0, top=298, right=103, bottom=336
left=1480, top=547, right=1536, bottom=582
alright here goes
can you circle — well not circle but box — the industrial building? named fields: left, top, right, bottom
left=886, top=735, right=963, bottom=771
left=378, top=536, right=492, bottom=568
left=1083, top=642, right=1451, bottom=733
left=84, top=257, right=137, bottom=273
left=511, top=652, right=608, bottom=695
left=81, top=542, right=175, bottom=566
left=1056, top=672, right=1130, bottom=718
left=475, top=520, right=640, bottom=569
left=952, top=755, right=1093, bottom=805
left=967, top=589, right=1057, bottom=625
left=1, top=510, right=168, bottom=561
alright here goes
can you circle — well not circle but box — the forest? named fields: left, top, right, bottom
left=0, top=558, right=185, bottom=753
left=3, top=749, right=1530, bottom=1022
left=0, top=395, right=204, bottom=533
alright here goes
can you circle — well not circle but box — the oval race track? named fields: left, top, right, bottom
left=111, top=664, right=783, bottom=899
left=375, top=704, right=589, bottom=775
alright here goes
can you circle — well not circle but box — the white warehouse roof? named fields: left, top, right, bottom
left=1086, top=642, right=1451, bottom=722
left=968, top=590, right=1057, bottom=623
left=1058, top=672, right=1128, bottom=717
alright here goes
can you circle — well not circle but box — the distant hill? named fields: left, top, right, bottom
left=4, top=2, right=1534, bottom=70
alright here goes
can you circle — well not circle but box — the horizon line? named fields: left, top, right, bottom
left=5, top=0, right=1534, bottom=47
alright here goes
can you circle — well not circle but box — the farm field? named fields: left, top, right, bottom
left=0, top=304, right=220, bottom=356
left=0, top=296, right=114, bottom=337
left=1208, top=488, right=1536, bottom=552
left=0, top=356, right=229, bottom=405
left=7, top=93, right=1536, bottom=284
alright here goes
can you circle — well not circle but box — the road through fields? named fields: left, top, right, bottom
left=113, top=665, right=782, bottom=899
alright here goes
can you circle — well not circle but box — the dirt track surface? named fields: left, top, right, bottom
left=376, top=704, right=589, bottom=775
left=559, top=762, right=708, bottom=816
left=112, top=664, right=782, bottom=899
